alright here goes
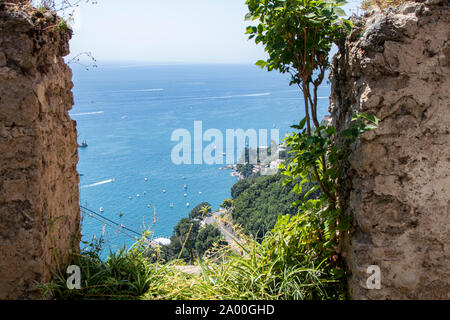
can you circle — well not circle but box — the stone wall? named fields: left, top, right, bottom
left=0, top=1, right=80, bottom=299
left=330, top=0, right=449, bottom=299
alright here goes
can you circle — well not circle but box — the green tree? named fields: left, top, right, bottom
left=246, top=0, right=354, bottom=246
left=231, top=179, right=252, bottom=199
left=236, top=163, right=254, bottom=179
left=195, top=224, right=225, bottom=258
left=173, top=218, right=200, bottom=263
left=231, top=174, right=318, bottom=240
left=246, top=0, right=350, bottom=131
left=246, top=0, right=351, bottom=204
left=220, top=198, right=234, bottom=210
left=189, top=202, right=212, bottom=220
left=245, top=1, right=382, bottom=290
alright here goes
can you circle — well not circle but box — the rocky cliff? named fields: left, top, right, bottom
left=0, top=0, right=80, bottom=299
left=330, top=0, right=449, bottom=299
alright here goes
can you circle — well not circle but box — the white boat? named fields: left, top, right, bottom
left=170, top=203, right=174, bottom=208
left=186, top=203, right=190, bottom=207
left=184, top=193, right=188, bottom=197
left=163, top=189, right=166, bottom=193
left=198, top=192, right=202, bottom=195
left=154, top=237, right=171, bottom=246
left=137, top=194, right=140, bottom=198
left=99, top=207, right=104, bottom=212
left=184, top=184, right=188, bottom=189
left=144, top=178, right=148, bottom=182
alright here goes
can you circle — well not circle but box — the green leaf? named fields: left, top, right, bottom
left=255, top=60, right=267, bottom=69
left=333, top=7, right=346, bottom=17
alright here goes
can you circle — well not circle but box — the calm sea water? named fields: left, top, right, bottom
left=71, top=63, right=331, bottom=253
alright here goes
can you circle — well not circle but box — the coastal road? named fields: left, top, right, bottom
left=204, top=210, right=243, bottom=254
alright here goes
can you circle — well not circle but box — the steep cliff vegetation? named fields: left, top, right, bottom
left=231, top=173, right=318, bottom=240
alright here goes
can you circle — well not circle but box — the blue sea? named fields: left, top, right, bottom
left=70, top=63, right=331, bottom=253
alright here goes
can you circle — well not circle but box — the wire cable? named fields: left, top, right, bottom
left=80, top=205, right=142, bottom=238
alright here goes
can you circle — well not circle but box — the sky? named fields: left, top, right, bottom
left=67, top=0, right=362, bottom=64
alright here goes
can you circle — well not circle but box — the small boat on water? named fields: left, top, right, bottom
left=162, top=189, right=166, bottom=193
left=198, top=192, right=202, bottom=195
left=170, top=203, right=174, bottom=208
left=144, top=178, right=148, bottom=182
left=99, top=207, right=104, bottom=212
left=78, top=140, right=88, bottom=148
left=184, top=184, right=188, bottom=189
left=184, top=193, right=188, bottom=197
left=186, top=203, right=190, bottom=207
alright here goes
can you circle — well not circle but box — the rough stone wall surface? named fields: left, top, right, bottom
left=0, top=1, right=80, bottom=299
left=330, top=0, right=449, bottom=299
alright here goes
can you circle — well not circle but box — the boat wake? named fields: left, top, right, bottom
left=115, top=88, right=164, bottom=93
left=134, top=88, right=164, bottom=92
left=81, top=179, right=115, bottom=189
left=71, top=111, right=105, bottom=116
left=199, top=92, right=271, bottom=100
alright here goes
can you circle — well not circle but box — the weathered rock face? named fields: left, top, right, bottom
left=330, top=0, right=449, bottom=299
left=0, top=1, right=80, bottom=299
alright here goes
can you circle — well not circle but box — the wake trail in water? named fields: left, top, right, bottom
left=81, top=179, right=115, bottom=189
left=133, top=88, right=164, bottom=92
left=72, top=111, right=105, bottom=116
left=200, top=92, right=272, bottom=100
left=113, top=88, right=164, bottom=93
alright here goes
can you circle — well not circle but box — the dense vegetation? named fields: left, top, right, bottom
left=145, top=203, right=225, bottom=264
left=40, top=219, right=345, bottom=300
left=235, top=163, right=255, bottom=179
left=231, top=173, right=318, bottom=240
